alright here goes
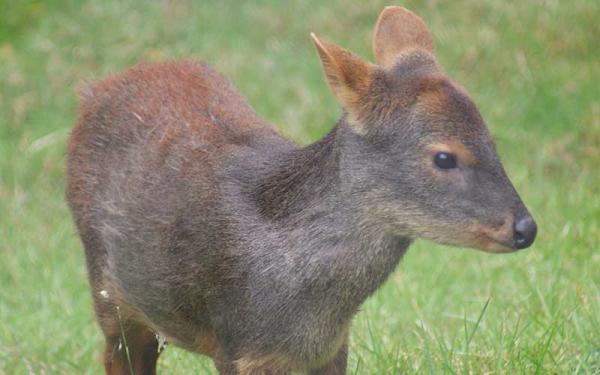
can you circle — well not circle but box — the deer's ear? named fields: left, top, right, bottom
left=373, top=6, right=434, bottom=69
left=311, top=33, right=374, bottom=133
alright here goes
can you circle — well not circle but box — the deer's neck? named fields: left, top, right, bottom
left=252, top=126, right=339, bottom=220
left=251, top=122, right=410, bottom=319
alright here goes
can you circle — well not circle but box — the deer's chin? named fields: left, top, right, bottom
left=427, top=232, right=517, bottom=254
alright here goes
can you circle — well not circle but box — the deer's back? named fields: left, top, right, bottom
left=69, top=59, right=284, bottom=170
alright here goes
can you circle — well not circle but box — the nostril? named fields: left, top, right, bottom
left=513, top=216, right=537, bottom=249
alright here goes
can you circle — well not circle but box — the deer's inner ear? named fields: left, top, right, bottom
left=311, top=33, right=374, bottom=134
left=372, top=6, right=435, bottom=69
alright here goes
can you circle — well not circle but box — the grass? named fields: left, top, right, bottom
left=0, top=0, right=599, bottom=373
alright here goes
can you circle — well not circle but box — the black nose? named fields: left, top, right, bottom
left=513, top=216, right=537, bottom=249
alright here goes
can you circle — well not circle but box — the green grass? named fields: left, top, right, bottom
left=1, top=0, right=599, bottom=373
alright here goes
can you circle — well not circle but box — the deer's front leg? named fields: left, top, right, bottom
left=307, top=339, right=348, bottom=375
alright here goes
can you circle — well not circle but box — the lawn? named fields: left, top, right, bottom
left=1, top=0, right=599, bottom=373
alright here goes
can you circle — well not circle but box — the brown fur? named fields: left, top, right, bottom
left=427, top=141, right=478, bottom=167
left=310, top=34, right=375, bottom=132
left=467, top=212, right=515, bottom=253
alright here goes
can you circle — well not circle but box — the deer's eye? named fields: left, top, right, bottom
left=434, top=152, right=457, bottom=169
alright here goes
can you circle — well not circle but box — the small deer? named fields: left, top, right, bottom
left=66, top=6, right=536, bottom=375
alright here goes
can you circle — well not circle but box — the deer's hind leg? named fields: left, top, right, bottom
left=80, top=230, right=162, bottom=375
left=96, top=296, right=162, bottom=375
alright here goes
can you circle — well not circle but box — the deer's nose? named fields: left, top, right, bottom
left=513, top=216, right=537, bottom=249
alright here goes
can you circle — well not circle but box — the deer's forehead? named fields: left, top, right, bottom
left=410, top=78, right=488, bottom=136
left=365, top=71, right=493, bottom=157
left=372, top=75, right=496, bottom=163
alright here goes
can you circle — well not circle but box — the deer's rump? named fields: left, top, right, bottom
left=65, top=60, right=293, bottom=350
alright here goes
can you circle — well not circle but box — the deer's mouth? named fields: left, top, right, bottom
left=474, top=233, right=516, bottom=253
left=466, top=216, right=519, bottom=253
